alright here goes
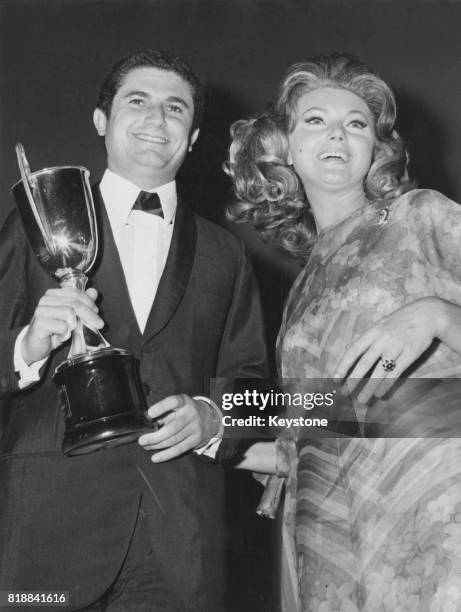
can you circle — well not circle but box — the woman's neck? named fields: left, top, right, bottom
left=306, top=186, right=369, bottom=233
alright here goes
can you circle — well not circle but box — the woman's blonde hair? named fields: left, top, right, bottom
left=225, top=54, right=414, bottom=257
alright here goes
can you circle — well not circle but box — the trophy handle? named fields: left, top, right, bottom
left=15, top=143, right=55, bottom=255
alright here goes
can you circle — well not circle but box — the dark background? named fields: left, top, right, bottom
left=2, top=1, right=461, bottom=610
left=2, top=0, right=461, bottom=214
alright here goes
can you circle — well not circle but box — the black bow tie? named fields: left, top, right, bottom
left=132, top=191, right=163, bottom=217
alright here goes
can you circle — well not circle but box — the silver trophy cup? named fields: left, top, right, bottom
left=12, top=144, right=155, bottom=455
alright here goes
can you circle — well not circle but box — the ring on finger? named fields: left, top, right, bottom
left=381, top=358, right=396, bottom=372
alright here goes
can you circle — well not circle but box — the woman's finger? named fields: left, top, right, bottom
left=372, top=347, right=415, bottom=398
left=334, top=329, right=378, bottom=379
left=339, top=344, right=385, bottom=396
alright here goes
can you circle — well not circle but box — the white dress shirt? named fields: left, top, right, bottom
left=101, top=169, right=177, bottom=332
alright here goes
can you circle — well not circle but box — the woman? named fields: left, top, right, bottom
left=227, top=54, right=461, bottom=612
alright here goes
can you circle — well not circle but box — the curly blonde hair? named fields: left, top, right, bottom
left=225, top=54, right=414, bottom=258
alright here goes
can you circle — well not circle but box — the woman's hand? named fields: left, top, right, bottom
left=333, top=297, right=456, bottom=402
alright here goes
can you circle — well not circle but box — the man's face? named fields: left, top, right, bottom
left=93, top=66, right=199, bottom=188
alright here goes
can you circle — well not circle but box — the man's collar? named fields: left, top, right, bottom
left=99, top=169, right=177, bottom=225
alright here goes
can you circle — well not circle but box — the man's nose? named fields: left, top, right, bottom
left=145, top=104, right=166, bottom=125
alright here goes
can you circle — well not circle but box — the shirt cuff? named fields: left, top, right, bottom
left=193, top=395, right=223, bottom=458
left=14, top=326, right=48, bottom=389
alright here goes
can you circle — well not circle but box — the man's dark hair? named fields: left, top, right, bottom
left=96, top=49, right=204, bottom=131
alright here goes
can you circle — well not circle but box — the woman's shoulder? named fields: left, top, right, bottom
left=390, top=188, right=460, bottom=213
left=386, top=189, right=461, bottom=238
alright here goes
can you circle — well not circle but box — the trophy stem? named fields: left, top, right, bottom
left=59, top=269, right=110, bottom=357
left=58, top=268, right=87, bottom=291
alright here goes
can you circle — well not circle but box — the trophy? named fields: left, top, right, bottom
left=12, top=144, right=155, bottom=456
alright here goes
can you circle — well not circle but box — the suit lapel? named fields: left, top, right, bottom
left=91, top=187, right=142, bottom=345
left=142, top=195, right=197, bottom=345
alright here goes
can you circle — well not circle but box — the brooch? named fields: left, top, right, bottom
left=376, top=206, right=391, bottom=225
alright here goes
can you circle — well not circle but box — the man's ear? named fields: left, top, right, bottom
left=188, top=128, right=200, bottom=152
left=93, top=108, right=107, bottom=136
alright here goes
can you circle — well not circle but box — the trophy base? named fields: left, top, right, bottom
left=53, top=347, right=155, bottom=457
left=63, top=412, right=153, bottom=456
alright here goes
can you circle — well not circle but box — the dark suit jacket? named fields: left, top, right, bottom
left=0, top=187, right=268, bottom=611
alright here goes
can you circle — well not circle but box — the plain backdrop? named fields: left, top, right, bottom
left=2, top=0, right=461, bottom=211
left=2, top=2, right=461, bottom=609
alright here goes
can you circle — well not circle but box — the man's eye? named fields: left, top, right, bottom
left=167, top=104, right=183, bottom=113
left=129, top=98, right=144, bottom=106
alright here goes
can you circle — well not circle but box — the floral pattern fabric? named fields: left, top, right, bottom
left=277, top=190, right=461, bottom=611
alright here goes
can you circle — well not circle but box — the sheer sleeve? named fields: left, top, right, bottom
left=405, top=189, right=461, bottom=288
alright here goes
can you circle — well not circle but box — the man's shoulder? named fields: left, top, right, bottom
left=194, top=213, right=243, bottom=254
left=0, top=207, right=27, bottom=243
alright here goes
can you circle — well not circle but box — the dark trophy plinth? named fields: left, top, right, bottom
left=53, top=349, right=151, bottom=454
left=12, top=144, right=155, bottom=455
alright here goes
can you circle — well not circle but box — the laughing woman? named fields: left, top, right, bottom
left=227, top=54, right=461, bottom=611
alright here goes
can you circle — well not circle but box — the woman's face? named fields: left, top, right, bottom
left=287, top=87, right=375, bottom=197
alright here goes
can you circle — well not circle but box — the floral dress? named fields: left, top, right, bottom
left=277, top=189, right=461, bottom=612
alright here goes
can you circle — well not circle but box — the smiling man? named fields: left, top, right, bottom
left=0, top=50, right=268, bottom=611
left=93, top=64, right=199, bottom=188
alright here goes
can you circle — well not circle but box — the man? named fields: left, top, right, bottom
left=0, top=50, right=268, bottom=611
